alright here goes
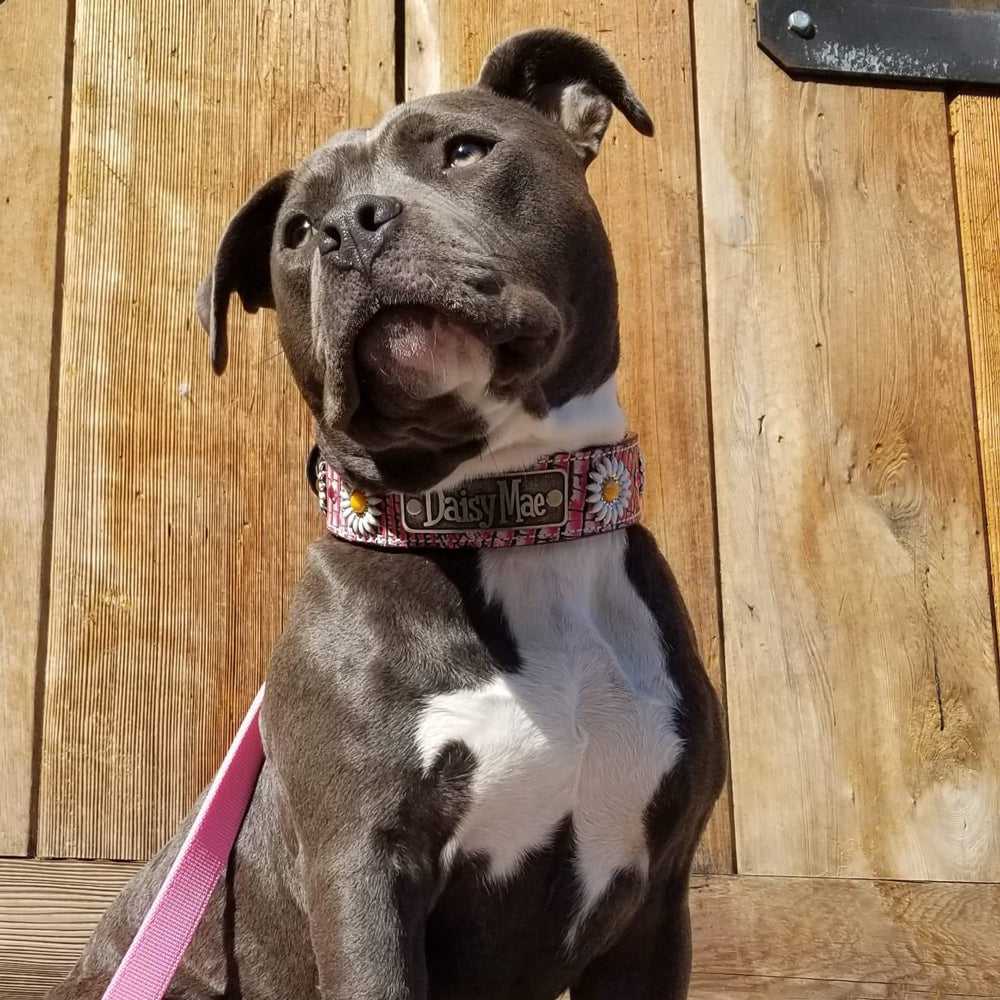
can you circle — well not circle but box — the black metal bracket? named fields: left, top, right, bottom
left=757, top=1, right=1000, bottom=87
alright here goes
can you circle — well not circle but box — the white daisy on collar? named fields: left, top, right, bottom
left=586, top=455, right=632, bottom=526
left=340, top=486, right=382, bottom=536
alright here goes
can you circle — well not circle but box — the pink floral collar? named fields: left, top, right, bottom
left=317, top=436, right=644, bottom=549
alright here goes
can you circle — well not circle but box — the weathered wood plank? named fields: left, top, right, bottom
left=0, top=858, right=140, bottom=995
left=37, top=0, right=395, bottom=860
left=3, top=862, right=998, bottom=998
left=0, top=0, right=70, bottom=856
left=690, top=975, right=994, bottom=1000
left=405, top=0, right=734, bottom=875
left=689, top=874, right=1000, bottom=997
left=693, top=0, right=1000, bottom=878
left=951, top=93, right=1000, bottom=686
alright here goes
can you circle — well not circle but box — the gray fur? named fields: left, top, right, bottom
left=50, top=28, right=725, bottom=1000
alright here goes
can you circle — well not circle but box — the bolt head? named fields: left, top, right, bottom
left=788, top=9, right=816, bottom=38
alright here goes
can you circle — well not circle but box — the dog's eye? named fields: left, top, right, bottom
left=445, top=138, right=492, bottom=170
left=283, top=215, right=313, bottom=249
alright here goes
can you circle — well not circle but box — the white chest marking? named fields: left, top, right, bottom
left=415, top=533, right=682, bottom=931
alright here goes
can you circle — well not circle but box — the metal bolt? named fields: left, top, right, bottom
left=788, top=10, right=816, bottom=39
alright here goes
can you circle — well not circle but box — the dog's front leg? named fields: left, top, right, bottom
left=303, top=843, right=434, bottom=1000
left=570, top=878, right=693, bottom=1000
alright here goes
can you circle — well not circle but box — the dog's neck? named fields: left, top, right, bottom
left=315, top=377, right=640, bottom=549
left=437, top=377, right=627, bottom=490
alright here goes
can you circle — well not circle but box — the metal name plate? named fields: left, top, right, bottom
left=758, top=1, right=1000, bottom=87
left=401, top=469, right=570, bottom=533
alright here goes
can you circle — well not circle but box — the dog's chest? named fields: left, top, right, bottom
left=416, top=533, right=682, bottom=921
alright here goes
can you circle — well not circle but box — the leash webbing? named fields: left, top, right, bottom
left=101, top=686, right=265, bottom=1000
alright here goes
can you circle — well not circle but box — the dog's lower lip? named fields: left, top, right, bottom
left=353, top=304, right=489, bottom=399
left=360, top=304, right=484, bottom=340
left=356, top=304, right=486, bottom=359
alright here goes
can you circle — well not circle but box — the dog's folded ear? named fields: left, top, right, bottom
left=196, top=171, right=293, bottom=375
left=477, top=28, right=653, bottom=165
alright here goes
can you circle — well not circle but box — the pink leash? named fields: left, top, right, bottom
left=101, top=685, right=266, bottom=1000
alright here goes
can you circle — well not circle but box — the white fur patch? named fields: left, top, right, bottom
left=415, top=532, right=682, bottom=936
left=443, top=378, right=628, bottom=488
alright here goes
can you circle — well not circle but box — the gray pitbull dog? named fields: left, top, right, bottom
left=51, top=28, right=726, bottom=1000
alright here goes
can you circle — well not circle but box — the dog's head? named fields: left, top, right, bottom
left=197, top=28, right=652, bottom=492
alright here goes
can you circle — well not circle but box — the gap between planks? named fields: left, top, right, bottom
left=0, top=0, right=72, bottom=858
left=950, top=92, right=1000, bottom=707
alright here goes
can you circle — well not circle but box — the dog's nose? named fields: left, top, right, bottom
left=317, top=194, right=403, bottom=271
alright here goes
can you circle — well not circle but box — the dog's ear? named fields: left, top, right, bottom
left=477, top=28, right=653, bottom=165
left=196, top=171, right=293, bottom=375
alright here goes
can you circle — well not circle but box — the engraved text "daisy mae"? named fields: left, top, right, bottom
left=402, top=470, right=569, bottom=533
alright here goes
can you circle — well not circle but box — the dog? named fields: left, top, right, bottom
left=50, top=28, right=726, bottom=1000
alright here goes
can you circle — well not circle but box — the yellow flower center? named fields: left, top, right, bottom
left=601, top=478, right=621, bottom=504
left=349, top=491, right=369, bottom=515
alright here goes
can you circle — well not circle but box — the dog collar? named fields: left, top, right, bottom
left=316, top=436, right=644, bottom=549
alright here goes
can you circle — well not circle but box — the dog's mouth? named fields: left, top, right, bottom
left=354, top=305, right=492, bottom=401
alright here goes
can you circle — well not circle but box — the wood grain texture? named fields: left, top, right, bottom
left=0, top=858, right=139, bottom=995
left=0, top=0, right=70, bottom=856
left=951, top=93, right=1000, bottom=691
left=405, top=0, right=734, bottom=875
left=37, top=0, right=394, bottom=859
left=689, top=874, right=1000, bottom=997
left=690, top=975, right=995, bottom=1000
left=693, top=0, right=1000, bottom=878
left=2, top=863, right=998, bottom=999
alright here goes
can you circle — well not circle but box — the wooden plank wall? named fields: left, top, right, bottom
left=3, top=0, right=1000, bottom=996
left=35, top=0, right=394, bottom=860
left=693, top=0, right=1000, bottom=880
left=0, top=0, right=70, bottom=857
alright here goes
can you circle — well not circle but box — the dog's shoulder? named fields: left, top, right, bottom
left=263, top=535, right=504, bottom=745
left=261, top=534, right=495, bottom=846
left=282, top=535, right=484, bottom=642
